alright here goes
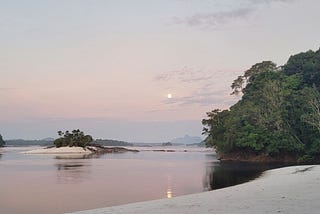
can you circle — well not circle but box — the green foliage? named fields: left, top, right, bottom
left=0, top=134, right=5, bottom=147
left=231, top=61, right=277, bottom=95
left=203, top=48, right=320, bottom=162
left=284, top=48, right=320, bottom=88
left=301, top=87, right=320, bottom=132
left=202, top=109, right=230, bottom=152
left=54, top=129, right=93, bottom=148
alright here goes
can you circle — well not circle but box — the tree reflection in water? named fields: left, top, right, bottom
left=203, top=161, right=286, bottom=191
left=55, top=155, right=92, bottom=184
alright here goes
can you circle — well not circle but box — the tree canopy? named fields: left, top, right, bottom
left=54, top=129, right=93, bottom=148
left=0, top=134, right=5, bottom=147
left=203, top=48, right=320, bottom=163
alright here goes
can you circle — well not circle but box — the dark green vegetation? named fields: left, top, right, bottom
left=203, top=48, right=320, bottom=163
left=95, top=139, right=133, bottom=147
left=0, top=134, right=5, bottom=147
left=54, top=129, right=93, bottom=148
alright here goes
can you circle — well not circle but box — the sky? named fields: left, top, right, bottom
left=1, top=0, right=320, bottom=142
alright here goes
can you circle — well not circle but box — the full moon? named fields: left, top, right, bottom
left=167, top=93, right=172, bottom=99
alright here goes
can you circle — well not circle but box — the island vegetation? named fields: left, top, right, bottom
left=54, top=129, right=93, bottom=148
left=51, top=129, right=138, bottom=154
left=202, top=48, right=320, bottom=163
left=0, top=134, right=5, bottom=147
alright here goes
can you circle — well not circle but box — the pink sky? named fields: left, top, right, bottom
left=1, top=0, right=320, bottom=141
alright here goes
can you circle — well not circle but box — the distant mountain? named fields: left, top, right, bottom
left=171, top=135, right=203, bottom=145
left=41, top=137, right=55, bottom=141
left=94, top=139, right=133, bottom=147
left=6, top=139, right=53, bottom=146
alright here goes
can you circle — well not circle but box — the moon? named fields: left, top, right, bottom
left=167, top=93, right=173, bottom=99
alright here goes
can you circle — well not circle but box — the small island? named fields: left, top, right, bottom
left=24, top=129, right=139, bottom=155
left=203, top=48, right=320, bottom=163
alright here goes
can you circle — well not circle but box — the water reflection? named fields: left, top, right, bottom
left=55, top=159, right=91, bottom=184
left=166, top=189, right=172, bottom=198
left=2, top=147, right=294, bottom=214
left=203, top=161, right=285, bottom=190
left=166, top=175, right=173, bottom=198
left=54, top=154, right=98, bottom=159
left=56, top=163, right=85, bottom=170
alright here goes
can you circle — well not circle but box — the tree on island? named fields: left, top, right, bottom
left=203, top=48, right=320, bottom=163
left=54, top=129, right=93, bottom=148
left=0, top=134, right=5, bottom=147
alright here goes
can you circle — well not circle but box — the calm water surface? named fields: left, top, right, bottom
left=0, top=146, right=271, bottom=214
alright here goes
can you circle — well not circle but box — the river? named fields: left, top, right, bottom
left=0, top=146, right=269, bottom=214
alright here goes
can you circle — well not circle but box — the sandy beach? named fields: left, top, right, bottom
left=67, top=165, right=320, bottom=214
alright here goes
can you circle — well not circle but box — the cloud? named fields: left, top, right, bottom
left=251, top=0, right=296, bottom=4
left=174, top=7, right=254, bottom=28
left=174, top=0, right=297, bottom=29
left=155, top=67, right=240, bottom=107
left=163, top=90, right=239, bottom=107
left=154, top=67, right=214, bottom=83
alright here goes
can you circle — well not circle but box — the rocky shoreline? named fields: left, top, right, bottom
left=216, top=151, right=316, bottom=164
left=86, top=144, right=139, bottom=154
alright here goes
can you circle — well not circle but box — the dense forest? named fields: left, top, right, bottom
left=202, top=48, right=320, bottom=163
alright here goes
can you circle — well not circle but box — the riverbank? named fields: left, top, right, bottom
left=67, top=165, right=320, bottom=214
left=216, top=151, right=301, bottom=163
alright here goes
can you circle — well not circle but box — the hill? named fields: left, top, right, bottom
left=171, top=135, right=203, bottom=145
left=94, top=139, right=133, bottom=147
left=6, top=139, right=53, bottom=147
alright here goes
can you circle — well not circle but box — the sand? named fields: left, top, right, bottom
left=67, top=165, right=320, bottom=214
left=22, top=146, right=93, bottom=154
